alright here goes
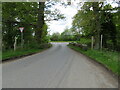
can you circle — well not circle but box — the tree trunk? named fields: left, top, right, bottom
left=92, top=2, right=101, bottom=50
left=35, top=2, right=45, bottom=44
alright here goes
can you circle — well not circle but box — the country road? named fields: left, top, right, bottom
left=2, top=42, right=118, bottom=88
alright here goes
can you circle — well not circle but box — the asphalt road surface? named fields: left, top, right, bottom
left=2, top=42, right=118, bottom=88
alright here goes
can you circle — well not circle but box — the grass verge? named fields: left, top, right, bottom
left=68, top=44, right=120, bottom=76
left=2, top=45, right=52, bottom=61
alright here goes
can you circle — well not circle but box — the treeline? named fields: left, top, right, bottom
left=2, top=2, right=120, bottom=51
left=2, top=2, right=65, bottom=51
left=71, top=2, right=120, bottom=51
left=50, top=28, right=78, bottom=41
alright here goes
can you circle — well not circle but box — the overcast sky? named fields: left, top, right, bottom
left=46, top=1, right=118, bottom=35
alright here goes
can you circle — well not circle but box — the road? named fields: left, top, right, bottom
left=2, top=42, right=118, bottom=88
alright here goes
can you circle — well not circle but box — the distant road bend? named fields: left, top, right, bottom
left=2, top=42, right=118, bottom=88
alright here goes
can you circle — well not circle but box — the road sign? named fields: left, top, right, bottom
left=19, top=27, right=24, bottom=48
left=19, top=27, right=24, bottom=32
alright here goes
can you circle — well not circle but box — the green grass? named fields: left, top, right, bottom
left=2, top=48, right=48, bottom=61
left=68, top=44, right=120, bottom=76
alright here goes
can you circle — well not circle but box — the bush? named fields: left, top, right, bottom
left=69, top=42, right=88, bottom=51
left=77, top=38, right=91, bottom=47
left=39, top=43, right=52, bottom=49
left=23, top=41, right=52, bottom=50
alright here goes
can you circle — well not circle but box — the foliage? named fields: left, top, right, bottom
left=50, top=28, right=77, bottom=41
left=72, top=2, right=120, bottom=51
left=61, top=28, right=76, bottom=41
left=2, top=2, right=65, bottom=51
left=77, top=38, right=91, bottom=45
left=41, top=23, right=50, bottom=43
left=2, top=2, right=38, bottom=50
left=50, top=32, right=61, bottom=41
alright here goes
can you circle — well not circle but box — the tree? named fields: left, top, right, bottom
left=35, top=2, right=45, bottom=44
left=101, top=10, right=117, bottom=49
left=113, top=2, right=120, bottom=51
left=2, top=2, right=37, bottom=50
left=2, top=2, right=65, bottom=50
left=61, top=28, right=75, bottom=41
left=72, top=2, right=119, bottom=50
left=50, top=32, right=61, bottom=41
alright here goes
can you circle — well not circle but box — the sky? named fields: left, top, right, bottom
left=47, top=3, right=78, bottom=35
left=46, top=1, right=118, bottom=35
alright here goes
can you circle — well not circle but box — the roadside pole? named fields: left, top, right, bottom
left=21, top=31, right=23, bottom=48
left=91, top=36, right=94, bottom=49
left=100, top=34, right=103, bottom=50
left=14, top=36, right=18, bottom=51
left=19, top=27, right=24, bottom=49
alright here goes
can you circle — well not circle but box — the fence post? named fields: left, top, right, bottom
left=100, top=34, right=103, bottom=50
left=91, top=36, right=94, bottom=49
left=14, top=36, right=17, bottom=51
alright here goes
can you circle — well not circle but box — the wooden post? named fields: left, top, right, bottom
left=91, top=36, right=94, bottom=49
left=100, top=34, right=103, bottom=50
left=14, top=36, right=17, bottom=51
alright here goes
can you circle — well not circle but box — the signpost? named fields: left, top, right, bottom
left=19, top=27, right=24, bottom=48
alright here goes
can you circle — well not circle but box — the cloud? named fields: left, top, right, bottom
left=47, top=4, right=78, bottom=35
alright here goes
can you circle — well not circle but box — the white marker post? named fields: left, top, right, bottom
left=91, top=36, right=94, bottom=49
left=14, top=36, right=18, bottom=51
left=101, top=34, right=103, bottom=50
left=19, top=27, right=24, bottom=48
